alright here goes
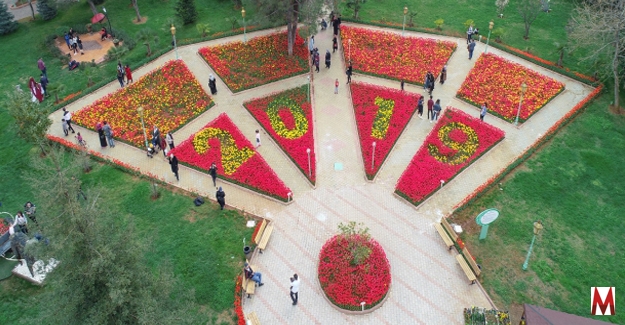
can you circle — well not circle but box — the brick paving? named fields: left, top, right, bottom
left=47, top=24, right=595, bottom=324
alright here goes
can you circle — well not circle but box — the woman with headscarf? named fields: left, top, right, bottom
left=96, top=122, right=108, bottom=148
left=208, top=74, right=217, bottom=95
left=216, top=187, right=226, bottom=210
left=439, top=66, right=447, bottom=84
left=325, top=50, right=331, bottom=68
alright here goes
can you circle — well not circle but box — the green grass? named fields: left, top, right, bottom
left=452, top=94, right=625, bottom=323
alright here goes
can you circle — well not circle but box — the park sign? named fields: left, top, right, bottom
left=475, top=208, right=500, bottom=240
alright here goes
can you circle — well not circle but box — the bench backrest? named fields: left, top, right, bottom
left=462, top=247, right=481, bottom=277
left=441, top=218, right=458, bottom=241
left=253, top=219, right=267, bottom=244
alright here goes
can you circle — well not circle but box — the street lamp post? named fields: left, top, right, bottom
left=137, top=106, right=148, bottom=149
left=522, top=220, right=544, bottom=270
left=241, top=7, right=247, bottom=43
left=348, top=39, right=352, bottom=62
left=102, top=7, right=114, bottom=37
left=402, top=7, right=408, bottom=36
left=170, top=24, right=178, bottom=60
left=484, top=21, right=494, bottom=53
left=307, top=75, right=310, bottom=102
left=514, top=82, right=528, bottom=127
left=371, top=142, right=376, bottom=170
left=306, top=148, right=311, bottom=177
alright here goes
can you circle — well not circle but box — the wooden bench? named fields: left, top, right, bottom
left=462, top=247, right=482, bottom=277
left=247, top=311, right=261, bottom=325
left=441, top=217, right=458, bottom=241
left=253, top=219, right=267, bottom=245
left=434, top=223, right=454, bottom=251
left=253, top=219, right=275, bottom=254
left=242, top=260, right=257, bottom=298
left=455, top=254, right=477, bottom=284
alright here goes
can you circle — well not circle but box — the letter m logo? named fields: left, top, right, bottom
left=591, top=287, right=615, bottom=315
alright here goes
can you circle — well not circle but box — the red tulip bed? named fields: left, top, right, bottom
left=340, top=26, right=456, bottom=85
left=395, top=108, right=505, bottom=206
left=456, top=53, right=565, bottom=123
left=350, top=82, right=421, bottom=180
left=244, top=86, right=316, bottom=184
left=198, top=32, right=309, bottom=92
left=72, top=60, right=213, bottom=148
left=169, top=113, right=291, bottom=202
left=318, top=235, right=391, bottom=311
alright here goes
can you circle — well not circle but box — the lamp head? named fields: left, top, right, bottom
left=489, top=21, right=494, bottom=30
left=102, top=7, right=106, bottom=13
left=404, top=6, right=408, bottom=15
left=170, top=24, right=176, bottom=35
left=137, top=106, right=143, bottom=114
left=241, top=7, right=246, bottom=18
left=521, top=82, right=528, bottom=94
left=533, top=220, right=544, bottom=235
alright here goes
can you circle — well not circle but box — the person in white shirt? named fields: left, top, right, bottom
left=290, top=274, right=300, bottom=305
left=13, top=211, right=28, bottom=234
left=255, top=129, right=261, bottom=148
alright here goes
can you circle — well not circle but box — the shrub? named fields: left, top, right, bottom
left=175, top=0, right=198, bottom=25
left=37, top=0, right=57, bottom=21
left=0, top=2, right=18, bottom=35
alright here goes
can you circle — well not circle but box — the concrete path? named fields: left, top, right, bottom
left=46, top=23, right=595, bottom=324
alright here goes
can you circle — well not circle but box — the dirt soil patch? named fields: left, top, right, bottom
left=55, top=32, right=116, bottom=64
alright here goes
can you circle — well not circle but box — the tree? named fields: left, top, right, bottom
left=517, top=0, right=542, bottom=39
left=5, top=90, right=52, bottom=152
left=255, top=0, right=323, bottom=55
left=131, top=0, right=142, bottom=22
left=86, top=0, right=98, bottom=15
left=175, top=0, right=198, bottom=25
left=136, top=28, right=159, bottom=56
left=196, top=23, right=210, bottom=38
left=346, top=0, right=364, bottom=19
left=46, top=82, right=66, bottom=103
left=37, top=0, right=57, bottom=20
left=0, top=1, right=18, bottom=35
left=496, top=0, right=509, bottom=18
left=569, top=0, right=625, bottom=108
left=27, top=0, right=35, bottom=20
left=26, top=147, right=201, bottom=325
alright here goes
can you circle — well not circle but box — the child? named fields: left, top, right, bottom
left=125, top=65, right=133, bottom=84
left=76, top=132, right=86, bottom=147
left=334, top=78, right=339, bottom=94
left=255, top=129, right=261, bottom=147
left=62, top=118, right=69, bottom=136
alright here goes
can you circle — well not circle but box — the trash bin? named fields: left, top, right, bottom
left=244, top=246, right=252, bottom=259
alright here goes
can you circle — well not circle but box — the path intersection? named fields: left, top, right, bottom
left=47, top=23, right=594, bottom=324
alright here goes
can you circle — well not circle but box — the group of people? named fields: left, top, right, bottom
left=61, top=107, right=76, bottom=136
left=116, top=61, right=133, bottom=88
left=63, top=28, right=84, bottom=56
left=7, top=201, right=39, bottom=235
left=243, top=262, right=300, bottom=305
left=95, top=121, right=115, bottom=148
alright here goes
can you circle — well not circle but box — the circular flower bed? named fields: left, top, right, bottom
left=317, top=234, right=391, bottom=312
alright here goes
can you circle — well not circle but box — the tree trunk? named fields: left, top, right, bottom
left=28, top=0, right=35, bottom=19
left=557, top=51, right=563, bottom=67
left=524, top=23, right=530, bottom=39
left=613, top=29, right=620, bottom=109
left=286, top=0, right=298, bottom=56
left=131, top=0, right=142, bottom=22
left=145, top=43, right=151, bottom=56
left=87, top=0, right=98, bottom=15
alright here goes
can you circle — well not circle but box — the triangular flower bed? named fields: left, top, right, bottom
left=170, top=113, right=291, bottom=202
left=395, top=108, right=505, bottom=206
left=73, top=60, right=213, bottom=147
left=198, top=32, right=308, bottom=92
left=350, top=82, right=421, bottom=180
left=244, top=86, right=316, bottom=184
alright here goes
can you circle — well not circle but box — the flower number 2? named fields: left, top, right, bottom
left=193, top=127, right=255, bottom=175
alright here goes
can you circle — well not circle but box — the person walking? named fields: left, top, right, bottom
left=439, top=66, right=447, bottom=84
left=96, top=122, right=108, bottom=148
left=427, top=96, right=434, bottom=120
left=432, top=99, right=442, bottom=122
left=37, top=58, right=47, bottom=79
left=290, top=274, right=300, bottom=305
left=208, top=162, right=218, bottom=187
left=125, top=65, right=133, bottom=84
left=152, top=125, right=161, bottom=150
left=103, top=121, right=115, bottom=147
left=169, top=153, right=179, bottom=181
left=71, top=35, right=79, bottom=55
left=427, top=72, right=435, bottom=94
left=346, top=62, right=353, bottom=84
left=63, top=108, right=75, bottom=134
left=424, top=72, right=430, bottom=91
left=334, top=78, right=339, bottom=94
left=468, top=40, right=476, bottom=60
left=314, top=50, right=320, bottom=73
left=401, top=80, right=405, bottom=91
left=13, top=211, right=28, bottom=234
left=417, top=96, right=424, bottom=119
left=40, top=74, right=49, bottom=98
left=61, top=118, right=69, bottom=136
left=208, top=74, right=217, bottom=95
left=308, top=35, right=315, bottom=55
left=480, top=102, right=488, bottom=121
left=244, top=263, right=264, bottom=286
left=166, top=132, right=175, bottom=149
left=216, top=187, right=226, bottom=210
left=23, top=201, right=39, bottom=227
left=325, top=50, right=331, bottom=68
left=332, top=36, right=338, bottom=53
left=76, top=35, right=84, bottom=55
left=116, top=66, right=125, bottom=88
left=64, top=32, right=71, bottom=49
left=467, top=25, right=474, bottom=44
left=255, top=129, right=261, bottom=148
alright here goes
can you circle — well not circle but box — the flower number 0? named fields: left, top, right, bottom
left=266, top=97, right=308, bottom=139
left=427, top=122, right=479, bottom=165
left=193, top=127, right=255, bottom=175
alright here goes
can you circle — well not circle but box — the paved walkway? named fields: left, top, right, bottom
left=46, top=24, right=594, bottom=324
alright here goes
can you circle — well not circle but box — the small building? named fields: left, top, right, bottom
left=520, top=304, right=614, bottom=325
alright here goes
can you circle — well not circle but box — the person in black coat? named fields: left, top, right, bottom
left=325, top=50, right=331, bottom=68
left=169, top=153, right=179, bottom=181
left=216, top=187, right=226, bottom=210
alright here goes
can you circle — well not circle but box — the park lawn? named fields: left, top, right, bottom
left=451, top=95, right=625, bottom=324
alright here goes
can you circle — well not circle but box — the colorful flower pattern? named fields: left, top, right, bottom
left=72, top=60, right=213, bottom=147
left=456, top=53, right=565, bottom=123
left=351, top=82, right=421, bottom=179
left=395, top=108, right=505, bottom=205
left=341, top=26, right=456, bottom=84
left=170, top=113, right=291, bottom=201
left=198, top=32, right=309, bottom=92
left=243, top=86, right=316, bottom=184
